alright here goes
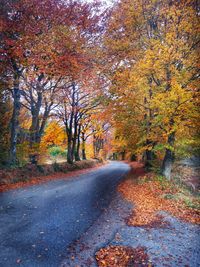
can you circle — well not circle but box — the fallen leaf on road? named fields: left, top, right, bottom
left=16, top=259, right=21, bottom=264
left=95, top=245, right=151, bottom=267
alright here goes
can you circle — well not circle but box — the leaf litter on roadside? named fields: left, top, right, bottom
left=95, top=245, right=152, bottom=267
left=118, top=162, right=200, bottom=227
left=95, top=162, right=199, bottom=267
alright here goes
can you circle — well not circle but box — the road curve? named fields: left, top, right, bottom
left=0, top=161, right=130, bottom=267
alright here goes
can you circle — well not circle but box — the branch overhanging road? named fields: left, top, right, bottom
left=0, top=161, right=130, bottom=267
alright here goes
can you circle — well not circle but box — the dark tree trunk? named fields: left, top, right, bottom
left=145, top=150, right=153, bottom=171
left=29, top=115, right=39, bottom=148
left=29, top=91, right=42, bottom=148
left=72, top=119, right=78, bottom=162
left=145, top=139, right=154, bottom=171
left=29, top=113, right=40, bottom=164
left=143, top=83, right=154, bottom=170
left=29, top=107, right=50, bottom=164
left=121, top=150, right=126, bottom=160
left=28, top=91, right=43, bottom=164
left=66, top=82, right=76, bottom=164
left=66, top=121, right=74, bottom=164
left=66, top=122, right=73, bottom=164
left=113, top=153, right=118, bottom=160
left=38, top=106, right=50, bottom=141
left=28, top=74, right=47, bottom=146
left=75, top=125, right=81, bottom=161
left=81, top=132, right=87, bottom=160
left=75, top=142, right=80, bottom=161
left=162, top=131, right=175, bottom=180
left=93, top=135, right=103, bottom=158
left=67, top=139, right=73, bottom=164
left=9, top=75, right=21, bottom=165
left=72, top=137, right=76, bottom=161
left=82, top=146, right=86, bottom=160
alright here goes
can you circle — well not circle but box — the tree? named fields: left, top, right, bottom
left=0, top=82, right=11, bottom=165
left=57, top=78, right=101, bottom=163
left=104, top=0, right=199, bottom=178
left=21, top=71, right=62, bottom=153
left=41, top=121, right=66, bottom=149
left=0, top=0, right=102, bottom=165
left=0, top=0, right=27, bottom=164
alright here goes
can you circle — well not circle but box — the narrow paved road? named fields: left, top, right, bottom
left=0, top=161, right=130, bottom=267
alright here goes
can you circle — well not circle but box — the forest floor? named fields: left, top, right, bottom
left=62, top=162, right=200, bottom=267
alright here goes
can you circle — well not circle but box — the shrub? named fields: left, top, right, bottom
left=53, top=162, right=62, bottom=172
left=48, top=146, right=66, bottom=160
left=37, top=165, right=45, bottom=174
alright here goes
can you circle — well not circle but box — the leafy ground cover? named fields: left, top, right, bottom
left=96, top=245, right=150, bottom=267
left=95, top=161, right=200, bottom=267
left=119, top=162, right=200, bottom=226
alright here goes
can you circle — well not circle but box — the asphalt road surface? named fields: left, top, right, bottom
left=0, top=161, right=130, bottom=267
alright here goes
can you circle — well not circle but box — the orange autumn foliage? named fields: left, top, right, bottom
left=96, top=245, right=150, bottom=267
left=41, top=121, right=67, bottom=149
left=104, top=0, right=200, bottom=172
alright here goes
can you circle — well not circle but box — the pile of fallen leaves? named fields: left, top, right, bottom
left=118, top=162, right=200, bottom=226
left=95, top=245, right=150, bottom=267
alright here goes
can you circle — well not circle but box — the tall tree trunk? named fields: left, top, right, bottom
left=72, top=117, right=78, bottom=161
left=145, top=150, right=153, bottom=169
left=38, top=105, right=50, bottom=142
left=72, top=138, right=76, bottom=161
left=9, top=74, right=21, bottom=165
left=29, top=91, right=42, bottom=148
left=66, top=123, right=73, bottom=164
left=145, top=139, right=154, bottom=171
left=162, top=131, right=175, bottom=180
left=93, top=135, right=103, bottom=158
left=29, top=91, right=42, bottom=164
left=75, top=125, right=81, bottom=161
left=67, top=139, right=73, bottom=164
left=161, top=67, right=174, bottom=179
left=75, top=138, right=80, bottom=161
left=29, top=113, right=40, bottom=164
left=29, top=113, right=39, bottom=148
left=82, top=143, right=86, bottom=160
left=144, top=84, right=154, bottom=170
left=66, top=82, right=75, bottom=164
left=121, top=150, right=126, bottom=160
left=81, top=132, right=87, bottom=160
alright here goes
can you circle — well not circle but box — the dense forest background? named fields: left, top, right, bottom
left=0, top=0, right=199, bottom=180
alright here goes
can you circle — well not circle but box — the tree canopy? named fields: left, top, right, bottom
left=0, top=0, right=199, bottom=179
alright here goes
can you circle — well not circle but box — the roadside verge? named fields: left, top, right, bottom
left=0, top=159, right=104, bottom=192
left=95, top=161, right=200, bottom=267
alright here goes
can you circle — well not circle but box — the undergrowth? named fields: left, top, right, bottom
left=141, top=173, right=200, bottom=211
